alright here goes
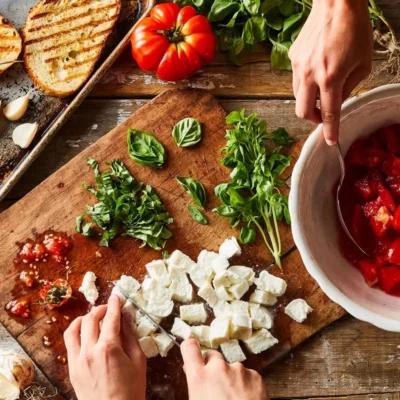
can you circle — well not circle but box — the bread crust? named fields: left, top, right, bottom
left=0, top=14, right=23, bottom=74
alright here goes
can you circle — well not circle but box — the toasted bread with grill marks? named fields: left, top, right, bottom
left=0, top=14, right=22, bottom=74
left=22, top=0, right=121, bottom=98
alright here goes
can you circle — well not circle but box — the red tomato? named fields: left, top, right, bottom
left=378, top=265, right=400, bottom=295
left=5, top=299, right=31, bottom=318
left=40, top=279, right=72, bottom=310
left=131, top=3, right=216, bottom=81
left=20, top=271, right=34, bottom=288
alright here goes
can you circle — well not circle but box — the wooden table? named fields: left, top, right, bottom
left=2, top=1, right=400, bottom=398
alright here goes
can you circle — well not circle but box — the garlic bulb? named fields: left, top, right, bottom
left=12, top=122, right=38, bottom=149
left=3, top=92, right=30, bottom=121
left=0, top=350, right=35, bottom=400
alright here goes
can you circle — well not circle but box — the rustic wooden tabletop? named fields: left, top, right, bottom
left=1, top=1, right=400, bottom=399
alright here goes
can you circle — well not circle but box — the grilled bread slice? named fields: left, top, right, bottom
left=22, top=0, right=121, bottom=98
left=0, top=15, right=22, bottom=74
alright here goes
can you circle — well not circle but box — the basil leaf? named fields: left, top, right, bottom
left=162, top=251, right=170, bottom=259
left=269, top=38, right=292, bottom=70
left=277, top=11, right=305, bottom=43
left=76, top=215, right=84, bottom=232
left=243, top=0, right=260, bottom=15
left=279, top=0, right=295, bottom=16
left=269, top=127, right=294, bottom=144
left=127, top=129, right=166, bottom=169
left=82, top=223, right=97, bottom=237
left=177, top=177, right=207, bottom=208
left=208, top=0, right=240, bottom=22
left=188, top=205, right=208, bottom=225
left=260, top=0, right=282, bottom=14
left=172, top=118, right=202, bottom=147
left=243, top=16, right=268, bottom=46
left=240, top=224, right=256, bottom=244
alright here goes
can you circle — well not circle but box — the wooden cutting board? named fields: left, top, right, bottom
left=0, top=89, right=345, bottom=399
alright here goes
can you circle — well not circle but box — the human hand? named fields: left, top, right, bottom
left=64, top=295, right=147, bottom=400
left=181, top=339, right=268, bottom=400
left=289, top=0, right=373, bottom=145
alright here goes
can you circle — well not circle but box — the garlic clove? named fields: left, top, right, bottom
left=12, top=122, right=38, bottom=149
left=3, top=93, right=30, bottom=121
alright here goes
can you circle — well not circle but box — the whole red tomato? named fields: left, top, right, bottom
left=131, top=3, right=216, bottom=81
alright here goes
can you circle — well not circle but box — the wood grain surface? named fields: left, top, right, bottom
left=0, top=89, right=345, bottom=399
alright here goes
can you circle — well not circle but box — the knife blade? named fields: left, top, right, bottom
left=110, top=281, right=180, bottom=348
left=0, top=60, right=23, bottom=66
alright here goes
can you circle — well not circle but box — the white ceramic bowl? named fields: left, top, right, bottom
left=290, top=84, right=400, bottom=332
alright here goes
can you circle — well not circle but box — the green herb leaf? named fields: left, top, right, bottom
left=208, top=0, right=240, bottom=22
left=162, top=251, right=170, bottom=259
left=243, top=16, right=268, bottom=46
left=82, top=223, right=96, bottom=237
left=269, top=38, right=292, bottom=70
left=177, top=177, right=207, bottom=208
left=172, top=118, right=202, bottom=147
left=188, top=205, right=208, bottom=225
left=76, top=215, right=84, bottom=232
left=243, top=0, right=260, bottom=15
left=240, top=224, right=256, bottom=244
left=269, top=127, right=294, bottom=145
left=127, top=129, right=166, bottom=169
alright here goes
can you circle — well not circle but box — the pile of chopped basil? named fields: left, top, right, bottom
left=77, top=158, right=173, bottom=250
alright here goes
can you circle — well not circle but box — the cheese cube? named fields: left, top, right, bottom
left=230, top=314, right=252, bottom=340
left=229, top=280, right=249, bottom=300
left=200, top=346, right=212, bottom=357
left=171, top=318, right=193, bottom=340
left=189, top=263, right=213, bottom=288
left=231, top=300, right=249, bottom=315
left=212, top=300, right=233, bottom=318
left=169, top=268, right=193, bottom=303
left=152, top=333, right=175, bottom=357
left=146, top=298, right=174, bottom=318
left=215, top=286, right=234, bottom=301
left=255, top=271, right=287, bottom=297
left=211, top=254, right=230, bottom=274
left=139, top=336, right=159, bottom=358
left=167, top=250, right=196, bottom=272
left=145, top=260, right=170, bottom=287
left=210, top=317, right=231, bottom=347
left=112, top=275, right=141, bottom=305
left=249, top=305, right=273, bottom=329
left=197, top=250, right=219, bottom=268
left=250, top=290, right=278, bottom=306
left=243, top=329, right=278, bottom=354
left=180, top=303, right=208, bottom=324
left=79, top=271, right=99, bottom=305
left=191, top=325, right=214, bottom=348
left=221, top=340, right=246, bottom=363
left=136, top=318, right=157, bottom=339
left=131, top=291, right=147, bottom=309
left=198, top=284, right=218, bottom=307
left=284, top=299, right=313, bottom=323
left=219, top=237, right=242, bottom=259
left=213, top=270, right=241, bottom=288
left=228, top=266, right=255, bottom=284
left=141, top=278, right=174, bottom=317
left=136, top=310, right=162, bottom=325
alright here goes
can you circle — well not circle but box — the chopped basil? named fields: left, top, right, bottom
left=188, top=205, right=208, bottom=225
left=176, top=176, right=207, bottom=208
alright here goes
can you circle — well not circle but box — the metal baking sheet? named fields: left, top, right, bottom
left=0, top=0, right=154, bottom=201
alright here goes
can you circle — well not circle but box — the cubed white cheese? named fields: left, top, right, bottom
left=197, top=250, right=219, bottom=268
left=112, top=275, right=141, bottom=305
left=136, top=310, right=162, bottom=325
left=145, top=298, right=174, bottom=318
left=219, top=237, right=242, bottom=259
left=170, top=279, right=193, bottom=303
left=141, top=278, right=174, bottom=318
left=131, top=291, right=147, bottom=309
left=228, top=266, right=255, bottom=284
left=189, top=262, right=213, bottom=288
left=213, top=270, right=241, bottom=288
left=220, top=340, right=246, bottom=363
left=212, top=300, right=233, bottom=318
left=139, top=336, right=159, bottom=358
left=249, top=290, right=278, bottom=306
left=215, top=286, right=234, bottom=301
left=180, top=303, right=208, bottom=324
left=171, top=318, right=193, bottom=340
left=249, top=305, right=273, bottom=329
left=191, top=325, right=214, bottom=348
left=167, top=250, right=196, bottom=272
left=243, top=329, right=278, bottom=354
left=284, top=299, right=313, bottom=323
left=255, top=271, right=287, bottom=297
left=230, top=314, right=252, bottom=340
left=198, top=284, right=218, bottom=307
left=211, top=254, right=230, bottom=274
left=231, top=300, right=249, bottom=316
left=229, top=280, right=249, bottom=300
left=136, top=318, right=157, bottom=339
left=210, top=317, right=231, bottom=347
left=152, top=333, right=175, bottom=357
left=79, top=271, right=99, bottom=305
left=145, top=260, right=170, bottom=287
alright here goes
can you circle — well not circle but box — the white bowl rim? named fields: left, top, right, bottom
left=289, top=83, right=400, bottom=333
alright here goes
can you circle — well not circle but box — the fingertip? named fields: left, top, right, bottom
left=181, top=339, right=204, bottom=367
left=109, top=294, right=120, bottom=308
left=326, top=138, right=336, bottom=146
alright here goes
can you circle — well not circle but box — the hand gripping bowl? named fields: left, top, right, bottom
left=289, top=84, right=400, bottom=332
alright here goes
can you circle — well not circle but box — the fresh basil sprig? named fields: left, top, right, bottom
left=177, top=177, right=207, bottom=208
left=173, top=118, right=202, bottom=147
left=127, top=129, right=166, bottom=169
left=188, top=205, right=208, bottom=225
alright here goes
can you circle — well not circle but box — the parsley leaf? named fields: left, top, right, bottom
left=188, top=205, right=208, bottom=225
left=173, top=118, right=202, bottom=147
left=176, top=177, right=207, bottom=208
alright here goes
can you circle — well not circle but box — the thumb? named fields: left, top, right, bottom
left=181, top=339, right=205, bottom=372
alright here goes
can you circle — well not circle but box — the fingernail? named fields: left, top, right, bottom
left=326, top=139, right=336, bottom=146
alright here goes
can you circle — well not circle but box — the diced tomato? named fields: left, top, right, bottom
left=382, top=154, right=400, bottom=177
left=369, top=206, right=393, bottom=238
left=376, top=256, right=388, bottom=267
left=377, top=184, right=396, bottom=212
left=40, top=278, right=72, bottom=310
left=386, top=175, right=400, bottom=197
left=367, top=168, right=384, bottom=185
left=19, top=242, right=45, bottom=263
left=378, top=265, right=400, bottom=295
left=354, top=178, right=378, bottom=202
left=362, top=147, right=386, bottom=168
left=385, top=238, right=400, bottom=264
left=393, top=206, right=400, bottom=233
left=345, top=139, right=368, bottom=166
left=5, top=299, right=31, bottom=318
left=20, top=271, right=34, bottom=288
left=43, top=236, right=71, bottom=262
left=378, top=125, right=400, bottom=154
left=362, top=198, right=383, bottom=218
left=358, top=259, right=379, bottom=286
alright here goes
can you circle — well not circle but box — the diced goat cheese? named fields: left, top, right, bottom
left=249, top=290, right=278, bottom=306
left=243, top=329, right=278, bottom=354
left=180, top=303, right=208, bottom=324
left=171, top=318, right=193, bottom=340
left=211, top=254, right=230, bottom=274
left=197, top=250, right=219, bottom=268
left=229, top=280, right=249, bottom=300
left=152, top=333, right=175, bottom=357
left=228, top=266, right=255, bottom=284
left=230, top=314, right=252, bottom=340
left=131, top=291, right=147, bottom=309
left=79, top=272, right=99, bottom=305
left=215, top=286, right=234, bottom=301
left=213, top=270, right=241, bottom=288
left=189, top=263, right=213, bottom=288
left=146, top=298, right=174, bottom=318
left=284, top=299, right=313, bottom=323
left=141, top=278, right=174, bottom=317
left=167, top=250, right=196, bottom=272
left=221, top=340, right=246, bottom=363
left=139, top=336, right=159, bottom=358
left=210, top=317, right=231, bottom=347
left=112, top=275, right=141, bottom=304
left=145, top=260, right=170, bottom=287
left=169, top=268, right=193, bottom=303
left=254, top=271, right=287, bottom=297
left=136, top=318, right=157, bottom=339
left=249, top=304, right=273, bottom=329
left=212, top=300, right=233, bottom=318
left=231, top=300, right=249, bottom=315
left=191, top=325, right=214, bottom=348
left=198, top=284, right=218, bottom=307
left=219, top=237, right=242, bottom=259
left=136, top=310, right=162, bottom=325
